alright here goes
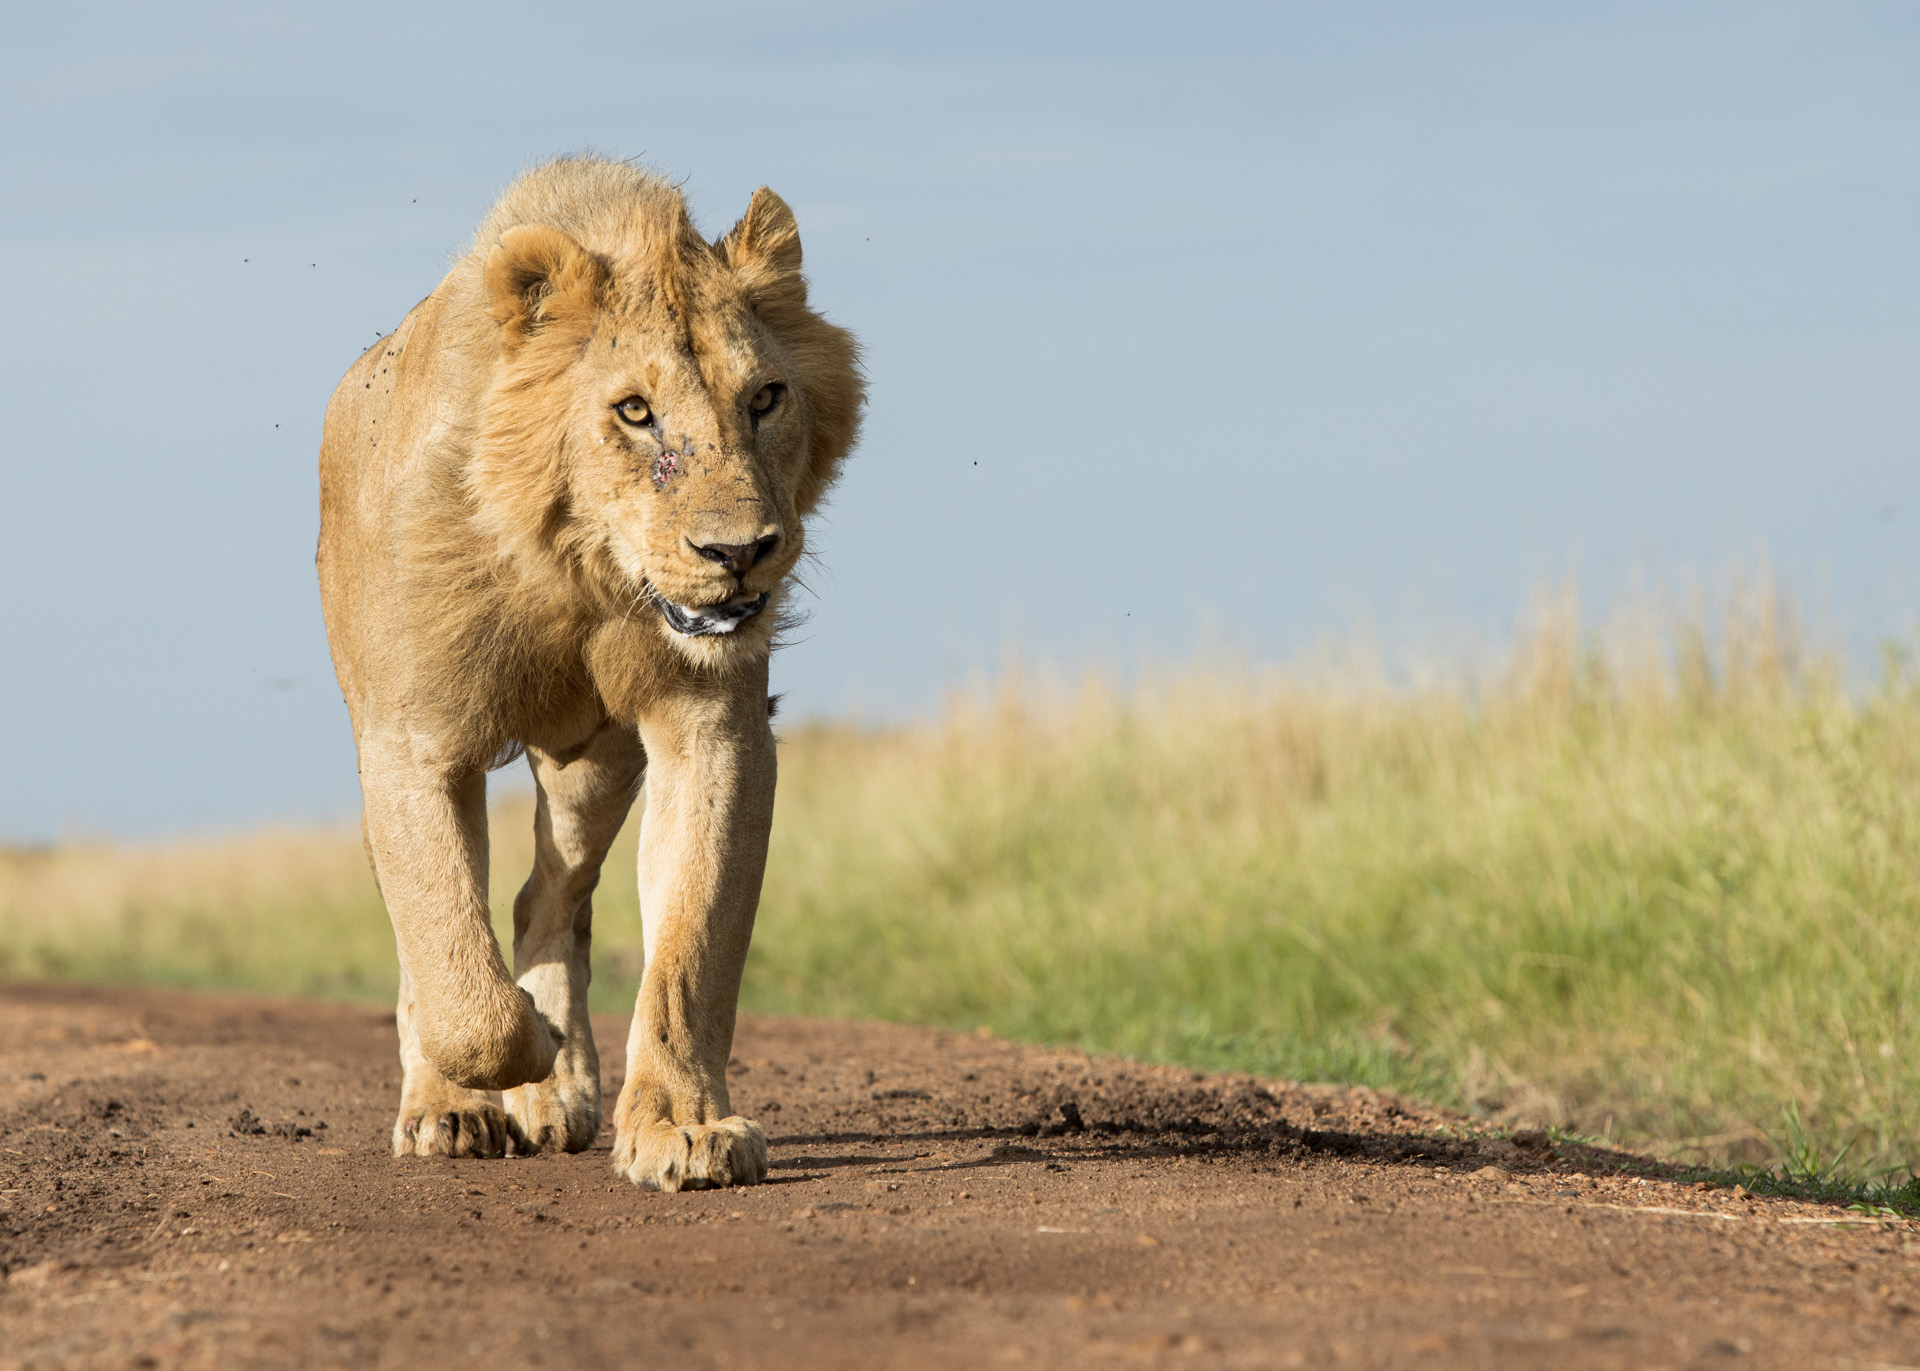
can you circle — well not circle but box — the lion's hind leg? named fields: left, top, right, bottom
left=502, top=724, right=645, bottom=1153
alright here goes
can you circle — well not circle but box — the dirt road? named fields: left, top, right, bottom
left=1, top=984, right=1916, bottom=1369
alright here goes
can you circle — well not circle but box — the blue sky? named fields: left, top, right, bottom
left=2, top=2, right=1917, bottom=838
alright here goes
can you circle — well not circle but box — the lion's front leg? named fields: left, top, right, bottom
left=357, top=740, right=558, bottom=1163
left=359, top=750, right=558, bottom=1094
left=611, top=685, right=776, bottom=1192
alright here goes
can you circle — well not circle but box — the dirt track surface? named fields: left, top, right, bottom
left=2, top=986, right=1918, bottom=1370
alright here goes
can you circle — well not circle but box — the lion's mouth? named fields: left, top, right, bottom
left=655, top=590, right=771, bottom=637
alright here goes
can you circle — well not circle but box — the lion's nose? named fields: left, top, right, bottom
left=690, top=532, right=780, bottom=577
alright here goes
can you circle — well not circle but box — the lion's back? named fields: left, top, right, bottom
left=316, top=289, right=461, bottom=710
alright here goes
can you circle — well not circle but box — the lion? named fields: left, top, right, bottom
left=316, top=156, right=863, bottom=1190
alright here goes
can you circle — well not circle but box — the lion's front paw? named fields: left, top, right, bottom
left=612, top=1117, right=767, bottom=1192
left=393, top=1095, right=529, bottom=1159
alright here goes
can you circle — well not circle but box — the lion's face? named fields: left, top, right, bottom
left=470, top=189, right=862, bottom=666
left=554, top=287, right=810, bottom=653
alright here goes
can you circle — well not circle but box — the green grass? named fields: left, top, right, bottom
left=7, top=583, right=1920, bottom=1185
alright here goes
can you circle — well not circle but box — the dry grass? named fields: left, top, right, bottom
left=6, top=580, right=1920, bottom=1175
left=0, top=827, right=392, bottom=998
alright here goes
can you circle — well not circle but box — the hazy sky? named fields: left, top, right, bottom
left=3, top=2, right=1917, bottom=839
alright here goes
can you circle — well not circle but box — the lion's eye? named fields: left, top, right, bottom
left=615, top=396, right=653, bottom=426
left=749, top=383, right=784, bottom=416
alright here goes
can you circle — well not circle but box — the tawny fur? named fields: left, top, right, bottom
left=316, top=156, right=862, bottom=1188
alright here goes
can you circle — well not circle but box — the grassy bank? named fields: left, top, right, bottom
left=6, top=586, right=1920, bottom=1177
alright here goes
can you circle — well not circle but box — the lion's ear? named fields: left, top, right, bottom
left=485, top=224, right=606, bottom=341
left=718, top=188, right=806, bottom=310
